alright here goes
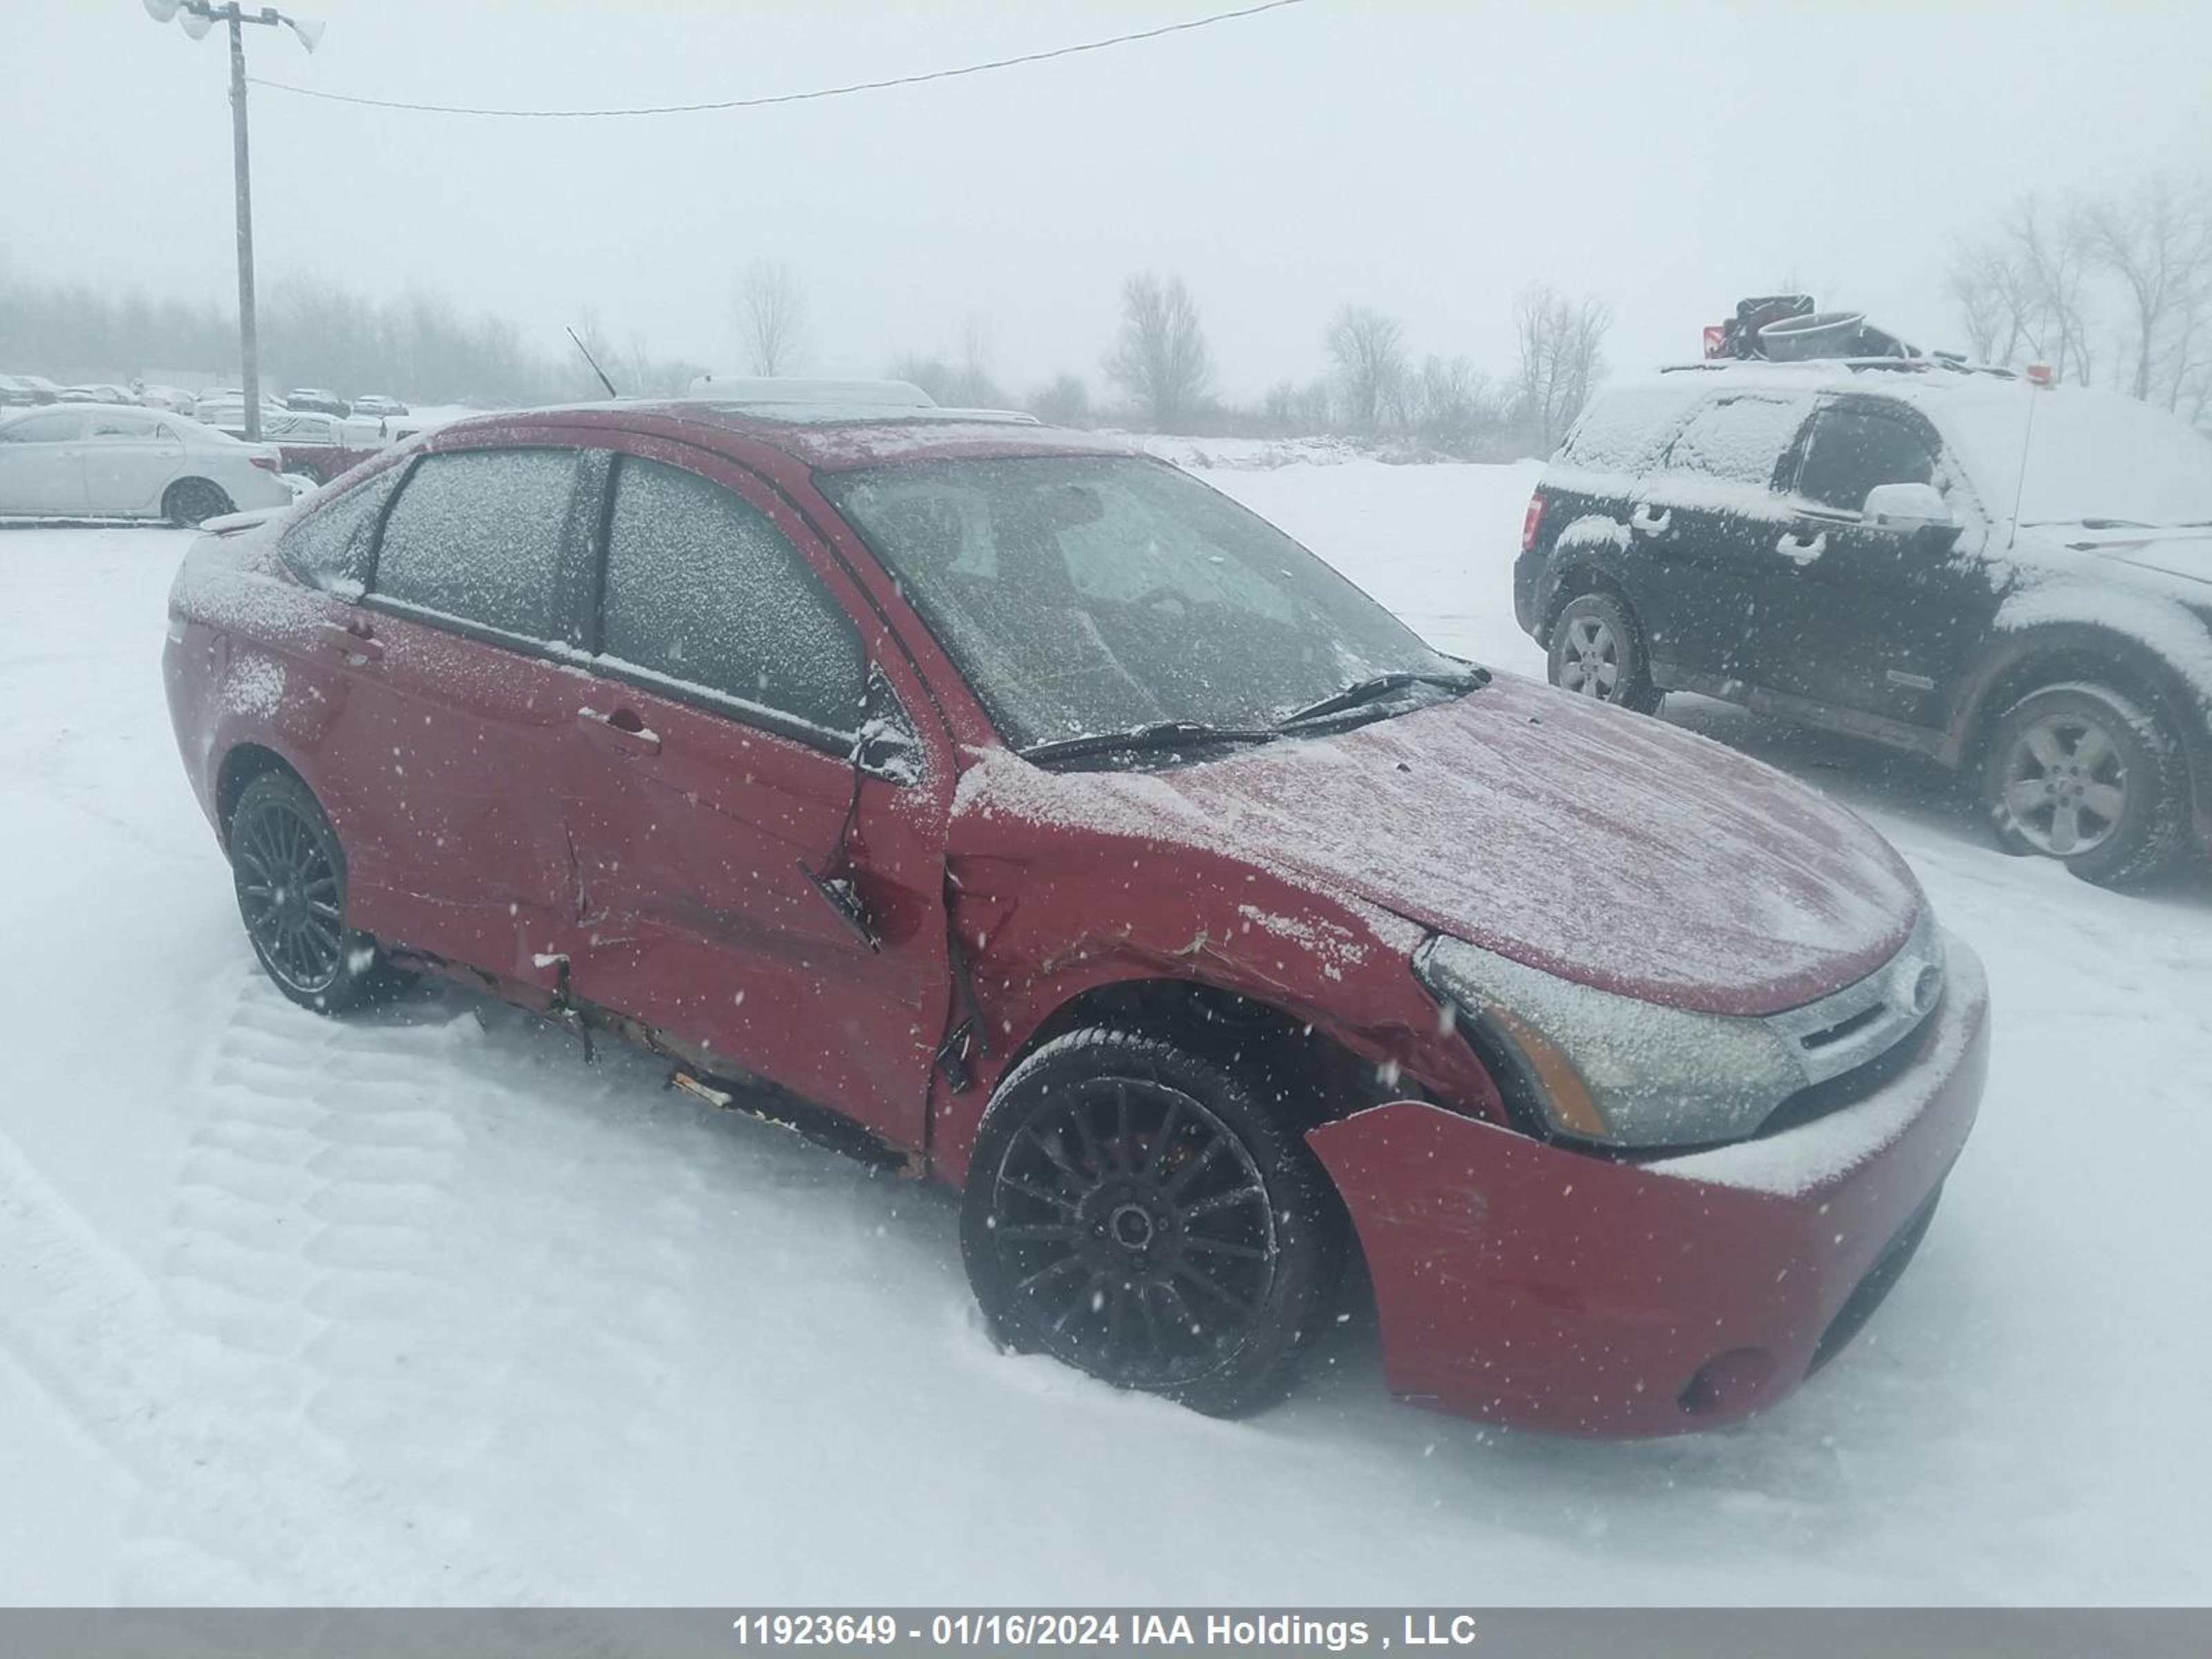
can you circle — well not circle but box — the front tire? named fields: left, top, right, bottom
left=1980, top=681, right=2187, bottom=887
left=1548, top=590, right=1662, bottom=713
left=227, top=771, right=406, bottom=1013
left=165, top=478, right=234, bottom=528
left=960, top=1029, right=1341, bottom=1417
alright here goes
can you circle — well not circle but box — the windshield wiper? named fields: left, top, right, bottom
left=1019, top=720, right=1279, bottom=765
left=1275, top=667, right=1490, bottom=728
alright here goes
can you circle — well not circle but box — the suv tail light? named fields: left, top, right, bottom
left=1521, top=491, right=1547, bottom=553
left=250, top=453, right=280, bottom=471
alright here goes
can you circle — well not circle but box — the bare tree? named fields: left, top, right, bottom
left=1029, top=373, right=1091, bottom=427
left=1512, top=283, right=1611, bottom=453
left=2082, top=174, right=2212, bottom=406
left=735, top=258, right=807, bottom=377
left=1105, top=273, right=1213, bottom=433
left=1949, top=174, right=2212, bottom=418
left=1948, top=197, right=2098, bottom=384
left=1325, top=306, right=1407, bottom=435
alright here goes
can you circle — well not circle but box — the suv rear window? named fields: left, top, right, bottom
left=1665, top=394, right=1810, bottom=487
left=1554, top=386, right=1702, bottom=474
left=371, top=448, right=579, bottom=641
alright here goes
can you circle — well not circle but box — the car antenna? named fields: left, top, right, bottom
left=565, top=326, right=620, bottom=399
left=2003, top=370, right=2045, bottom=557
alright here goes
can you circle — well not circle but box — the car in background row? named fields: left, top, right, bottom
left=58, top=382, right=139, bottom=404
left=1516, top=359, right=2212, bottom=885
left=135, top=384, right=200, bottom=415
left=0, top=404, right=292, bottom=524
left=350, top=393, right=409, bottom=418
left=163, top=389, right=1986, bottom=1436
left=0, top=373, right=64, bottom=406
left=285, top=387, right=351, bottom=417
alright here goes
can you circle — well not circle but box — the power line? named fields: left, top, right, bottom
left=246, top=0, right=1313, bottom=118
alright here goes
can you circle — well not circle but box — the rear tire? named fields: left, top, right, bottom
left=1980, top=681, right=2187, bottom=888
left=227, top=771, right=409, bottom=1013
left=960, top=1028, right=1342, bottom=1418
left=164, top=478, right=234, bottom=528
left=1548, top=590, right=1662, bottom=714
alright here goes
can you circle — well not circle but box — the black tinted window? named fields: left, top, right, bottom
left=280, top=467, right=403, bottom=594
left=1796, top=408, right=1938, bottom=512
left=599, top=456, right=865, bottom=738
left=1666, top=395, right=1808, bottom=486
left=372, top=449, right=577, bottom=640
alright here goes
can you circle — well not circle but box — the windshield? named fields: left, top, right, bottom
left=821, top=453, right=1458, bottom=749
left=1944, top=386, right=2212, bottom=527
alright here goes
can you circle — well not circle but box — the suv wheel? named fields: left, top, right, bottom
left=959, top=1028, right=1341, bottom=1418
left=1548, top=591, right=1662, bottom=713
left=227, top=771, right=409, bottom=1012
left=1981, top=682, right=2187, bottom=887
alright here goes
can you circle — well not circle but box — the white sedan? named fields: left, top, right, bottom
left=0, top=405, right=295, bottom=525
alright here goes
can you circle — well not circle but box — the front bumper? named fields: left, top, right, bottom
left=1307, top=937, right=1989, bottom=1436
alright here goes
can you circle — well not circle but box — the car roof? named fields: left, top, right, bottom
left=433, top=398, right=1130, bottom=473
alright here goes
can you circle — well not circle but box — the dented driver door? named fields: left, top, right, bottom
left=554, top=436, right=954, bottom=1154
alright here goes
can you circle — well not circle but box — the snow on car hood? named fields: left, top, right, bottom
left=955, top=672, right=1922, bottom=1018
left=2055, top=523, right=2212, bottom=585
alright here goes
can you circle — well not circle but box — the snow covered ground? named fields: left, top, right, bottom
left=1, top=460, right=2208, bottom=1606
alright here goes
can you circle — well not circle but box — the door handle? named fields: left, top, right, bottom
left=577, top=704, right=662, bottom=756
left=1630, top=504, right=1672, bottom=536
left=316, top=619, right=383, bottom=663
left=1776, top=530, right=1828, bottom=565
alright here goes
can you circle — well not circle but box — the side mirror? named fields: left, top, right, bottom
left=852, top=663, right=923, bottom=784
left=1862, top=482, right=1959, bottom=545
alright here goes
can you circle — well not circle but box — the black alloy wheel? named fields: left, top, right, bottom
left=227, top=771, right=404, bottom=1013
left=962, top=1029, right=1339, bottom=1416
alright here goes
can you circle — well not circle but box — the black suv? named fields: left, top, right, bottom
left=1514, top=360, right=2212, bottom=885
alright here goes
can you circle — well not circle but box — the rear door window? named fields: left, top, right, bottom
left=370, top=448, right=580, bottom=642
left=1793, top=406, right=1939, bottom=513
left=279, top=467, right=404, bottom=594
left=1665, top=395, right=1810, bottom=488
left=596, top=456, right=865, bottom=741
left=90, top=411, right=162, bottom=440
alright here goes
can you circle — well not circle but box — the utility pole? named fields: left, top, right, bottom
left=143, top=1, right=325, bottom=443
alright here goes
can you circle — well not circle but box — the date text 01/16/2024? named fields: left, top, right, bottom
left=727, top=1612, right=1484, bottom=1649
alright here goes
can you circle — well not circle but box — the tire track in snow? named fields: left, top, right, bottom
left=0, top=1097, right=527, bottom=1602
left=129, top=971, right=705, bottom=1597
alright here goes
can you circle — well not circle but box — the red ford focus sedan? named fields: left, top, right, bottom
left=163, top=394, right=1989, bottom=1435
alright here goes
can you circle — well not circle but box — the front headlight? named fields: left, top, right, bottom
left=1414, top=912, right=1943, bottom=1149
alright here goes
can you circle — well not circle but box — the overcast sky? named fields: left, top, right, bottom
left=8, top=0, right=2211, bottom=397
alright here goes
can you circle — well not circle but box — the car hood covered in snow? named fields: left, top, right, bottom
left=956, top=672, right=1922, bottom=1018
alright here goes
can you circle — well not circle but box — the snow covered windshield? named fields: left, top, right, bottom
left=1946, top=387, right=2212, bottom=528
left=822, top=454, right=1459, bottom=751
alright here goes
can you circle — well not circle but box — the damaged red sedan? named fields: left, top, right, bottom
left=162, top=393, right=1988, bottom=1436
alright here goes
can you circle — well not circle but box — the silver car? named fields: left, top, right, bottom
left=0, top=405, right=294, bottom=525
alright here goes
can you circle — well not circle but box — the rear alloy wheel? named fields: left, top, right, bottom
left=1548, top=590, right=1662, bottom=713
left=227, top=771, right=406, bottom=1013
left=960, top=1029, right=1339, bottom=1417
left=1982, top=682, right=2186, bottom=887
left=164, top=478, right=234, bottom=528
